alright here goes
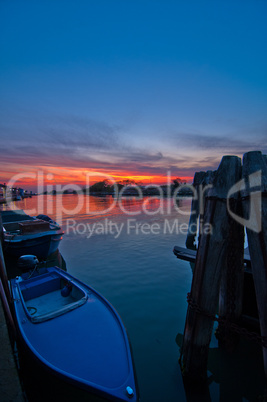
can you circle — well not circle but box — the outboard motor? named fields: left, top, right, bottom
left=17, top=255, right=39, bottom=273
left=36, top=214, right=54, bottom=223
left=36, top=214, right=60, bottom=229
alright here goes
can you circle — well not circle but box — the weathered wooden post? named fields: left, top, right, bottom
left=186, top=171, right=205, bottom=250
left=241, top=151, right=267, bottom=384
left=198, top=170, right=215, bottom=240
left=0, top=211, right=16, bottom=337
left=218, top=182, right=245, bottom=349
left=0, top=212, right=12, bottom=305
left=180, top=155, right=242, bottom=381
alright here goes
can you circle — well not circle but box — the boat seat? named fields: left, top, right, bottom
left=19, top=273, right=88, bottom=323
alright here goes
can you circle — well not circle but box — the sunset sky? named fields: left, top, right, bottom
left=0, top=0, right=266, bottom=191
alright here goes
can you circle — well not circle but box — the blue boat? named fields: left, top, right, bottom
left=1, top=210, right=64, bottom=260
left=10, top=262, right=138, bottom=401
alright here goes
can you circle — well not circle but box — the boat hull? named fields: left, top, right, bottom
left=4, top=232, right=63, bottom=260
left=11, top=267, right=138, bottom=401
left=1, top=210, right=64, bottom=260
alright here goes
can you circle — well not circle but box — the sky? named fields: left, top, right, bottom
left=0, top=0, right=267, bottom=191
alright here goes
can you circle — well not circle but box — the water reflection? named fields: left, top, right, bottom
left=176, top=332, right=266, bottom=401
left=2, top=195, right=265, bottom=401
left=2, top=194, right=180, bottom=225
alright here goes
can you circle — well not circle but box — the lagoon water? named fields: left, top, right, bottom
left=7, top=195, right=265, bottom=401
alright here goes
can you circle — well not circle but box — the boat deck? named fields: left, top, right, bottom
left=25, top=290, right=80, bottom=318
left=11, top=267, right=138, bottom=401
left=20, top=272, right=87, bottom=322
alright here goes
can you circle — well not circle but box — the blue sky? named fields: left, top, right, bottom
left=0, top=0, right=266, bottom=188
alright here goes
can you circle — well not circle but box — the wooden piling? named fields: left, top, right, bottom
left=0, top=212, right=12, bottom=306
left=241, top=151, right=267, bottom=383
left=186, top=171, right=206, bottom=250
left=180, top=155, right=242, bottom=381
left=198, top=170, right=215, bottom=240
left=0, top=212, right=16, bottom=337
left=0, top=212, right=24, bottom=401
left=218, top=188, right=244, bottom=349
left=186, top=170, right=215, bottom=250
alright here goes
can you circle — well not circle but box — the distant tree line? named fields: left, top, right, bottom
left=82, top=178, right=191, bottom=196
left=41, top=178, right=191, bottom=196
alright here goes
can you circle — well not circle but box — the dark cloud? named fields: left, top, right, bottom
left=1, top=109, right=266, bottom=183
left=0, top=112, right=122, bottom=163
left=119, top=151, right=163, bottom=163
left=169, top=125, right=267, bottom=155
left=184, top=133, right=267, bottom=153
left=41, top=115, right=121, bottom=150
left=1, top=118, right=120, bottom=151
left=0, top=110, right=180, bottom=174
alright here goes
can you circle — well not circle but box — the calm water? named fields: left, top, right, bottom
left=5, top=195, right=265, bottom=401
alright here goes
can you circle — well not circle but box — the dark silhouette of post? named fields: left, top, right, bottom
left=186, top=171, right=206, bottom=250
left=186, top=171, right=214, bottom=250
left=241, top=151, right=267, bottom=385
left=180, top=155, right=242, bottom=381
left=0, top=211, right=16, bottom=337
left=0, top=212, right=12, bottom=305
left=218, top=182, right=245, bottom=349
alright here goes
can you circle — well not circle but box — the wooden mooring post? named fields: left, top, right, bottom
left=0, top=210, right=16, bottom=338
left=180, top=155, right=242, bottom=381
left=0, top=212, right=12, bottom=306
left=241, top=151, right=267, bottom=384
left=186, top=170, right=215, bottom=250
left=217, top=179, right=245, bottom=350
left=186, top=171, right=206, bottom=250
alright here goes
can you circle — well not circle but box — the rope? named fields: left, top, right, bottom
left=186, top=292, right=267, bottom=348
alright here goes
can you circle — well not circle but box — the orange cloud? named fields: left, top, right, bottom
left=1, top=163, right=193, bottom=192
